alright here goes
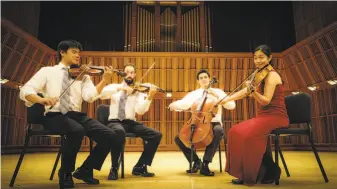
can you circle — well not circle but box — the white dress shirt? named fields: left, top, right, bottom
left=170, top=88, right=236, bottom=125
left=98, top=82, right=152, bottom=121
left=19, top=63, right=98, bottom=112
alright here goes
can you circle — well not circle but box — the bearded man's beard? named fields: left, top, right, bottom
left=124, top=77, right=134, bottom=85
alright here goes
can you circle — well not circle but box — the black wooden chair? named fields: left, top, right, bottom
left=49, top=138, right=93, bottom=180
left=9, top=100, right=93, bottom=187
left=96, top=104, right=140, bottom=178
left=270, top=93, right=329, bottom=185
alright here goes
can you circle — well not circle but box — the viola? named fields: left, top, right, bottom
left=130, top=83, right=166, bottom=93
left=216, top=64, right=274, bottom=105
left=46, top=63, right=126, bottom=113
left=242, top=64, right=273, bottom=95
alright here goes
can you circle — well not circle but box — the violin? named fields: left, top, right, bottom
left=46, top=63, right=126, bottom=113
left=178, top=77, right=218, bottom=149
left=130, top=83, right=166, bottom=93
left=216, top=63, right=274, bottom=106
left=242, top=64, right=274, bottom=95
left=69, top=64, right=127, bottom=79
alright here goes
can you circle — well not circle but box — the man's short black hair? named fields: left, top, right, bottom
left=57, top=40, right=82, bottom=61
left=196, top=69, right=210, bottom=80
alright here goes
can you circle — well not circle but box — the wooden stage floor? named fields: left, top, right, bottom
left=1, top=151, right=336, bottom=189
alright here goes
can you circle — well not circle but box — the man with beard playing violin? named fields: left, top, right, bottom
left=19, top=40, right=124, bottom=188
left=97, top=63, right=162, bottom=180
left=168, top=69, right=236, bottom=176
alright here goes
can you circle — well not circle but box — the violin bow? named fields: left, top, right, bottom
left=59, top=61, right=93, bottom=99
left=45, top=61, right=92, bottom=113
left=214, top=68, right=259, bottom=107
left=137, top=62, right=156, bottom=84
left=131, top=62, right=156, bottom=92
left=169, top=109, right=215, bottom=115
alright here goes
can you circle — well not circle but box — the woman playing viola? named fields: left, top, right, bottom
left=219, top=45, right=289, bottom=185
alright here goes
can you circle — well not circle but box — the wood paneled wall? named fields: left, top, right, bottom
left=281, top=21, right=337, bottom=91
left=279, top=22, right=337, bottom=152
left=311, top=88, right=337, bottom=147
left=1, top=19, right=336, bottom=154
left=79, top=51, right=285, bottom=152
left=1, top=19, right=58, bottom=153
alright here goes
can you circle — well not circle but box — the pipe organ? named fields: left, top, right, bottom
left=123, top=1, right=213, bottom=52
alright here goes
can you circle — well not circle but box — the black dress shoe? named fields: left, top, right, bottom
left=58, top=170, right=74, bottom=188
left=258, top=165, right=281, bottom=184
left=108, top=167, right=118, bottom=180
left=186, top=159, right=201, bottom=173
left=132, top=165, right=155, bottom=177
left=200, top=163, right=215, bottom=176
left=73, top=167, right=99, bottom=185
left=260, top=179, right=275, bottom=184
left=232, top=179, right=244, bottom=185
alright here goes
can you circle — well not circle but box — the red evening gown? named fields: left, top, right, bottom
left=225, top=73, right=289, bottom=185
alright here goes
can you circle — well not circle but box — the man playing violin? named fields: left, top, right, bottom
left=98, top=63, right=162, bottom=180
left=168, top=69, right=236, bottom=176
left=19, top=40, right=124, bottom=188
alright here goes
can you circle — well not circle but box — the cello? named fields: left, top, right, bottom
left=178, top=77, right=218, bottom=172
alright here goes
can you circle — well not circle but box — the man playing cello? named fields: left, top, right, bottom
left=168, top=69, right=236, bottom=176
